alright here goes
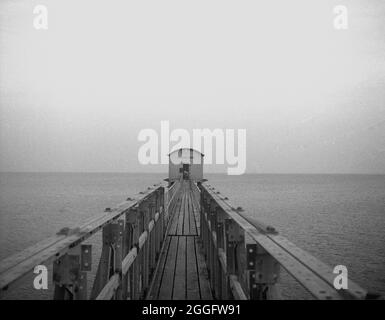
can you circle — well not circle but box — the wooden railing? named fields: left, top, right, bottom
left=196, top=182, right=371, bottom=300
left=1, top=177, right=378, bottom=300
left=0, top=181, right=181, bottom=300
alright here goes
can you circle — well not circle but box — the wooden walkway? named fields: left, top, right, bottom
left=147, top=182, right=213, bottom=300
left=0, top=177, right=371, bottom=300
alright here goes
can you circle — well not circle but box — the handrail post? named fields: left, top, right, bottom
left=121, top=208, right=134, bottom=300
left=200, top=189, right=206, bottom=254
left=53, top=244, right=90, bottom=300
left=90, top=222, right=122, bottom=299
left=209, top=201, right=219, bottom=298
left=139, top=201, right=150, bottom=297
left=225, top=218, right=244, bottom=299
left=216, top=211, right=226, bottom=299
left=149, top=192, right=156, bottom=278
left=113, top=219, right=125, bottom=300
left=203, top=193, right=211, bottom=260
left=159, top=187, right=165, bottom=242
left=247, top=242, right=280, bottom=299
left=128, top=207, right=139, bottom=299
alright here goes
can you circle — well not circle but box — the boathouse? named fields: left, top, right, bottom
left=168, top=148, right=204, bottom=182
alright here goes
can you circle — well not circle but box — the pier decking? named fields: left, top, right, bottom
left=148, top=182, right=212, bottom=300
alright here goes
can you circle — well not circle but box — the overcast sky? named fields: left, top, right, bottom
left=0, top=0, right=384, bottom=173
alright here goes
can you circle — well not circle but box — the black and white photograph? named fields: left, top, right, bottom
left=0, top=0, right=384, bottom=311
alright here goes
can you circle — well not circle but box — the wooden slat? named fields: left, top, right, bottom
left=158, top=236, right=179, bottom=299
left=147, top=236, right=171, bottom=299
left=0, top=235, right=66, bottom=274
left=183, top=193, right=190, bottom=235
left=190, top=188, right=200, bottom=234
left=186, top=237, right=200, bottom=299
left=168, top=194, right=181, bottom=235
left=269, top=234, right=367, bottom=299
left=96, top=274, right=120, bottom=300
left=122, top=247, right=137, bottom=276
left=177, top=193, right=185, bottom=235
left=229, top=275, right=247, bottom=300
left=189, top=192, right=197, bottom=235
left=173, top=236, right=186, bottom=299
left=195, top=237, right=212, bottom=300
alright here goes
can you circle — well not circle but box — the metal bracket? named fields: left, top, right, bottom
left=53, top=254, right=80, bottom=286
left=225, top=219, right=243, bottom=242
left=246, top=243, right=257, bottom=270
left=81, top=245, right=92, bottom=271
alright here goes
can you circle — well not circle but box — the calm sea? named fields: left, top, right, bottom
left=0, top=173, right=384, bottom=299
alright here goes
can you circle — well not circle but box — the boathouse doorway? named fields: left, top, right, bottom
left=183, top=164, right=190, bottom=180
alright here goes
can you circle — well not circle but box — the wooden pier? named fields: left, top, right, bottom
left=148, top=181, right=212, bottom=300
left=0, top=153, right=380, bottom=300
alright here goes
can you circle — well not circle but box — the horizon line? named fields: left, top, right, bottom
left=0, top=171, right=384, bottom=175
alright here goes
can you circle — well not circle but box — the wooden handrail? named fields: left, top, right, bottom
left=0, top=182, right=174, bottom=300
left=199, top=182, right=370, bottom=300
left=0, top=178, right=375, bottom=300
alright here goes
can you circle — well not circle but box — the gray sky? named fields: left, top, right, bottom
left=0, top=0, right=384, bottom=173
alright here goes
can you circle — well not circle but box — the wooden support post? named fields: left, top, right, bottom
left=205, top=195, right=211, bottom=273
left=113, top=219, right=124, bottom=300
left=158, top=187, right=165, bottom=251
left=150, top=193, right=157, bottom=276
left=217, top=216, right=226, bottom=299
left=209, top=202, right=219, bottom=297
left=127, top=207, right=139, bottom=300
left=90, top=221, right=123, bottom=299
left=200, top=189, right=205, bottom=241
left=204, top=195, right=211, bottom=259
left=225, top=218, right=244, bottom=299
left=154, top=191, right=159, bottom=261
left=121, top=211, right=133, bottom=300
left=247, top=242, right=280, bottom=300
left=53, top=244, right=90, bottom=300
left=199, top=190, right=205, bottom=247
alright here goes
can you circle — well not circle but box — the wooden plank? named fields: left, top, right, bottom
left=0, top=235, right=66, bottom=274
left=195, top=237, right=212, bottom=300
left=168, top=194, right=182, bottom=235
left=158, top=236, right=179, bottom=299
left=177, top=193, right=185, bottom=235
left=189, top=192, right=197, bottom=235
left=147, top=236, right=171, bottom=300
left=229, top=275, right=247, bottom=300
left=269, top=234, right=367, bottom=299
left=183, top=192, right=190, bottom=235
left=173, top=236, right=186, bottom=299
left=186, top=237, right=200, bottom=299
left=122, top=247, right=137, bottom=276
left=96, top=274, right=120, bottom=300
left=191, top=188, right=200, bottom=234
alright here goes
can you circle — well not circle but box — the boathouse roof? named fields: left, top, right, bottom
left=168, top=147, right=204, bottom=156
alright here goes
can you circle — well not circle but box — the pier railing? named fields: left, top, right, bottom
left=0, top=178, right=377, bottom=300
left=195, top=182, right=370, bottom=300
left=0, top=181, right=181, bottom=300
